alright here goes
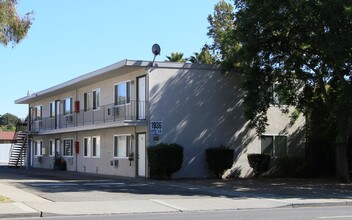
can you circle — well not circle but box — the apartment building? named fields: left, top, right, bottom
left=15, top=59, right=305, bottom=178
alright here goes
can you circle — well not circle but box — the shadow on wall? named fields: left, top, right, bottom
left=149, top=68, right=256, bottom=178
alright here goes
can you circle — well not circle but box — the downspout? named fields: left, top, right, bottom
left=26, top=104, right=31, bottom=170
left=145, top=64, right=153, bottom=178
left=75, top=88, right=79, bottom=172
left=75, top=131, right=78, bottom=172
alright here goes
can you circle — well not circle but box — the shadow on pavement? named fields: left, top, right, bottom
left=1, top=166, right=352, bottom=200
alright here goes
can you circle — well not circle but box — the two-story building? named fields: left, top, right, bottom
left=15, top=59, right=305, bottom=178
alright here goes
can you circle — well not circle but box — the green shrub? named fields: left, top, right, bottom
left=206, top=147, right=234, bottom=178
left=247, top=154, right=271, bottom=178
left=147, top=143, right=183, bottom=179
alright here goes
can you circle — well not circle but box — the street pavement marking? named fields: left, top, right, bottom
left=150, top=199, right=188, bottom=211
left=318, top=216, right=352, bottom=219
left=30, top=183, right=79, bottom=186
left=82, top=183, right=125, bottom=186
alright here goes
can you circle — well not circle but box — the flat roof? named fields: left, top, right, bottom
left=15, top=59, right=218, bottom=104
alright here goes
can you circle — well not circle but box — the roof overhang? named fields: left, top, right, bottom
left=15, top=59, right=219, bottom=104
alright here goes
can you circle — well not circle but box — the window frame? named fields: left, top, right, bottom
left=114, top=81, right=131, bottom=106
left=49, top=139, right=55, bottom=157
left=49, top=102, right=55, bottom=118
left=92, top=88, right=100, bottom=111
left=83, top=92, right=90, bottom=112
left=83, top=137, right=91, bottom=158
left=92, top=136, right=100, bottom=158
left=63, top=138, right=73, bottom=157
left=34, top=140, right=43, bottom=156
left=113, top=134, right=131, bottom=158
left=63, top=97, right=73, bottom=115
left=34, top=105, right=42, bottom=121
left=261, top=134, right=288, bottom=158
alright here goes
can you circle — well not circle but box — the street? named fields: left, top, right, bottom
left=3, top=206, right=352, bottom=220
left=0, top=167, right=351, bottom=218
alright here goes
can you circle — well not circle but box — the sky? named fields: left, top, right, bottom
left=1, top=0, right=219, bottom=119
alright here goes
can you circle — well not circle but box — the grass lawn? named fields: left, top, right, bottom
left=0, top=195, right=12, bottom=203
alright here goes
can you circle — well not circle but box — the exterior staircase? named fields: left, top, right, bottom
left=8, top=131, right=28, bottom=168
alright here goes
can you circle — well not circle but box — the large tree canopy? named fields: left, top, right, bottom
left=208, top=0, right=352, bottom=181
left=0, top=0, right=32, bottom=46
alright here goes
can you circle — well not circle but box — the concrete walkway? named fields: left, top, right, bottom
left=0, top=168, right=351, bottom=218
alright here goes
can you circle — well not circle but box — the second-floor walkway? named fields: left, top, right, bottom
left=30, top=101, right=147, bottom=134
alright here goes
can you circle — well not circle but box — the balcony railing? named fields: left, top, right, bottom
left=30, top=101, right=147, bottom=132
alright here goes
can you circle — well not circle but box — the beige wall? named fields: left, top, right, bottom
left=31, top=126, right=147, bottom=177
left=29, top=68, right=147, bottom=119
left=148, top=67, right=305, bottom=178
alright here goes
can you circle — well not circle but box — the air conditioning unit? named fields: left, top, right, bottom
left=110, top=159, right=118, bottom=167
left=107, top=107, right=119, bottom=117
left=67, top=157, right=73, bottom=165
left=66, top=115, right=74, bottom=123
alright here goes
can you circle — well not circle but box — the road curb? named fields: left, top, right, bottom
left=285, top=201, right=352, bottom=208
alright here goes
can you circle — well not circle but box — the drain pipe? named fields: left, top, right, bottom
left=26, top=104, right=31, bottom=170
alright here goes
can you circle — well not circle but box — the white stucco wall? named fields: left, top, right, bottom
left=148, top=67, right=305, bottom=178
left=0, top=144, right=11, bottom=164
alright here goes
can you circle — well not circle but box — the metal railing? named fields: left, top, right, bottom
left=30, top=100, right=147, bottom=132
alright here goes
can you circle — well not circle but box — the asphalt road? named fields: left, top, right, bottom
left=3, top=206, right=352, bottom=220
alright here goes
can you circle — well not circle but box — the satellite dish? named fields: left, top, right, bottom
left=152, top=44, right=161, bottom=56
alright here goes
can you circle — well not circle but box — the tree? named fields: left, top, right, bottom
left=0, top=113, right=20, bottom=131
left=189, top=45, right=215, bottom=64
left=165, top=52, right=187, bottom=62
left=207, top=0, right=237, bottom=64
left=223, top=0, right=352, bottom=182
left=0, top=0, right=32, bottom=47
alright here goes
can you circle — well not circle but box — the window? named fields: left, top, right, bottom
left=92, top=136, right=100, bottom=158
left=34, top=106, right=42, bottom=121
left=92, top=89, right=100, bottom=110
left=83, top=137, right=91, bottom=157
left=113, top=135, right=131, bottom=158
left=84, top=92, right=90, bottom=112
left=50, top=102, right=55, bottom=118
left=114, top=81, right=131, bottom=105
left=34, top=140, right=42, bottom=156
left=63, top=139, right=73, bottom=157
left=261, top=135, right=287, bottom=157
left=49, top=140, right=55, bottom=157
left=64, top=97, right=73, bottom=115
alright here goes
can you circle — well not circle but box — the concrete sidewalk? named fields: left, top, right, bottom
left=0, top=168, right=351, bottom=218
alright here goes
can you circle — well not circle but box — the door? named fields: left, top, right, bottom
left=55, top=100, right=60, bottom=129
left=137, top=76, right=146, bottom=120
left=137, top=133, right=146, bottom=177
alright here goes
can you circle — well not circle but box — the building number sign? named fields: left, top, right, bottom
left=150, top=121, right=162, bottom=135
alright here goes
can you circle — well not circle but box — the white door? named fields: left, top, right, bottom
left=137, top=76, right=146, bottom=120
left=137, top=133, right=146, bottom=177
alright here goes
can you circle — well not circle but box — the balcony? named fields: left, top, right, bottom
left=30, top=101, right=147, bottom=133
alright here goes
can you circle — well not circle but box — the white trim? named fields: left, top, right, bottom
left=34, top=140, right=43, bottom=156
left=63, top=138, right=74, bottom=157
left=113, top=81, right=131, bottom=106
left=83, top=137, right=91, bottom=158
left=113, top=134, right=132, bottom=159
left=49, top=139, right=55, bottom=157
left=49, top=101, right=55, bottom=118
left=92, top=136, right=100, bottom=158
left=92, top=88, right=100, bottom=111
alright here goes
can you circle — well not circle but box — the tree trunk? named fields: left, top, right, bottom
left=335, top=141, right=350, bottom=183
